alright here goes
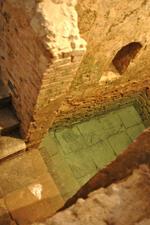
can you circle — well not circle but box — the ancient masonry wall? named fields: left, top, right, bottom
left=0, top=0, right=86, bottom=147
left=54, top=0, right=150, bottom=127
left=0, top=1, right=87, bottom=224
left=53, top=88, right=150, bottom=129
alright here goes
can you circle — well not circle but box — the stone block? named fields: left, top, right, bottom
left=55, top=127, right=85, bottom=154
left=5, top=173, right=64, bottom=225
left=65, top=150, right=96, bottom=179
left=99, top=112, right=124, bottom=137
left=0, top=149, right=48, bottom=196
left=40, top=132, right=58, bottom=157
left=90, top=140, right=116, bottom=169
left=77, top=118, right=106, bottom=146
left=0, top=136, right=26, bottom=160
left=127, top=123, right=145, bottom=141
left=117, top=106, right=142, bottom=128
left=40, top=149, right=80, bottom=200
left=108, top=132, right=132, bottom=155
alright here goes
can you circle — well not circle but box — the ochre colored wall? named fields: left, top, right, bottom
left=55, top=0, right=150, bottom=126
left=0, top=0, right=86, bottom=147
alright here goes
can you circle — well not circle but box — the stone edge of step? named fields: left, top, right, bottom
left=0, top=136, right=26, bottom=161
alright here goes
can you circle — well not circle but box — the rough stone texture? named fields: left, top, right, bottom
left=0, top=0, right=86, bottom=147
left=53, top=88, right=150, bottom=129
left=0, top=136, right=26, bottom=160
left=0, top=80, right=10, bottom=104
left=75, top=0, right=150, bottom=84
left=0, top=149, right=48, bottom=196
left=31, top=0, right=86, bottom=57
left=32, top=165, right=150, bottom=225
left=63, top=128, right=150, bottom=209
left=5, top=173, right=64, bottom=225
left=55, top=0, right=150, bottom=127
left=0, top=148, right=65, bottom=224
left=40, top=104, right=145, bottom=200
left=0, top=198, right=15, bottom=225
left=0, top=107, right=19, bottom=135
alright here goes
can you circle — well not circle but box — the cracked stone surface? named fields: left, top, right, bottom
left=32, top=165, right=150, bottom=225
left=40, top=104, right=145, bottom=200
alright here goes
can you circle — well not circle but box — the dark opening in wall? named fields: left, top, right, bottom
left=112, top=42, right=142, bottom=74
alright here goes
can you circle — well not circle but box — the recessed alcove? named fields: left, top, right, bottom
left=112, top=42, right=142, bottom=74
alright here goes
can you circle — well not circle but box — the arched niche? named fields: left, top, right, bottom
left=112, top=42, right=142, bottom=74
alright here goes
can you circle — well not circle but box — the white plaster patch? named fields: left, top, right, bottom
left=30, top=0, right=86, bottom=58
left=29, top=184, right=43, bottom=200
left=99, top=71, right=120, bottom=85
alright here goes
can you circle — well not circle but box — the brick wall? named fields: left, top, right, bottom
left=53, top=0, right=150, bottom=126
left=27, top=52, right=85, bottom=147
left=0, top=0, right=86, bottom=148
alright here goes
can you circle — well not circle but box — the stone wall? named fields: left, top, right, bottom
left=74, top=0, right=150, bottom=87
left=0, top=0, right=86, bottom=147
left=54, top=0, right=150, bottom=126
left=53, top=89, right=150, bottom=129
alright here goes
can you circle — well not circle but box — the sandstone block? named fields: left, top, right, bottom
left=0, top=149, right=48, bottom=196
left=5, top=173, right=64, bottom=225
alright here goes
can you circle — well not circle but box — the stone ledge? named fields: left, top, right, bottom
left=0, top=136, right=26, bottom=161
left=4, top=173, right=64, bottom=225
left=0, top=149, right=48, bottom=197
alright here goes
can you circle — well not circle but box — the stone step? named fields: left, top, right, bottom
left=0, top=107, right=19, bottom=135
left=0, top=80, right=10, bottom=107
left=0, top=136, right=26, bottom=160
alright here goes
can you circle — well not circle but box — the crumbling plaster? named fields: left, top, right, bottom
left=9, top=0, right=86, bottom=59
left=31, top=0, right=86, bottom=58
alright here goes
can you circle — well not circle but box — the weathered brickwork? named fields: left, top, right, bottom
left=53, top=89, right=150, bottom=129
left=0, top=0, right=86, bottom=148
left=27, top=52, right=85, bottom=147
left=0, top=1, right=150, bottom=224
left=54, top=0, right=150, bottom=126
left=73, top=0, right=150, bottom=88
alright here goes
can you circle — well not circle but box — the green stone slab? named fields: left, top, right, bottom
left=117, top=105, right=142, bottom=128
left=55, top=127, right=86, bottom=154
left=40, top=131, right=58, bottom=157
left=40, top=150, right=80, bottom=198
left=41, top=104, right=145, bottom=198
left=98, top=112, right=124, bottom=138
left=127, top=123, right=145, bottom=141
left=62, top=189, right=81, bottom=201
left=77, top=118, right=105, bottom=146
left=90, top=140, right=116, bottom=169
left=65, top=150, right=96, bottom=179
left=78, top=172, right=96, bottom=187
left=108, top=132, right=132, bottom=155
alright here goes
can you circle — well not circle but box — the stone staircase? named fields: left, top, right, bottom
left=0, top=80, right=26, bottom=160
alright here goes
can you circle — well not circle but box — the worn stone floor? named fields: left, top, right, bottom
left=40, top=105, right=145, bottom=200
left=33, top=165, right=150, bottom=225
